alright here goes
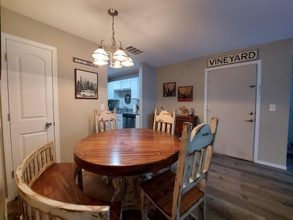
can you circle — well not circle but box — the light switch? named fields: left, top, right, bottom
left=101, top=104, right=105, bottom=110
left=269, top=104, right=276, bottom=111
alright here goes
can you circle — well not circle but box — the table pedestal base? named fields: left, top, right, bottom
left=111, top=175, right=155, bottom=214
left=112, top=175, right=145, bottom=210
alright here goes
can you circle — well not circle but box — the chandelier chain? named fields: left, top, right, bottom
left=111, top=15, right=116, bottom=46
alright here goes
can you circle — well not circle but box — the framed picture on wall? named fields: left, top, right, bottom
left=163, top=82, right=176, bottom=97
left=75, top=69, right=98, bottom=99
left=178, top=86, right=193, bottom=102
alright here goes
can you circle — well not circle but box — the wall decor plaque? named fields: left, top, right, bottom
left=178, top=86, right=193, bottom=102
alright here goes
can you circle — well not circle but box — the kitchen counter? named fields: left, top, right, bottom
left=110, top=109, right=139, bottom=115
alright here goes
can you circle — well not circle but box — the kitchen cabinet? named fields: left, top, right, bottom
left=113, top=81, right=121, bottom=90
left=117, top=114, right=123, bottom=129
left=111, top=79, right=131, bottom=91
left=108, top=78, right=139, bottom=100
left=108, top=82, right=114, bottom=100
left=121, top=79, right=131, bottom=90
left=175, top=115, right=198, bottom=137
left=131, top=78, right=139, bottom=99
left=135, top=115, right=140, bottom=128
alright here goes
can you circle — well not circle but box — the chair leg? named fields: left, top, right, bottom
left=140, top=189, right=149, bottom=220
left=75, top=167, right=83, bottom=190
left=119, top=208, right=123, bottom=220
left=140, top=191, right=157, bottom=220
left=198, top=199, right=206, bottom=220
left=106, top=176, right=110, bottom=185
left=111, top=176, right=126, bottom=202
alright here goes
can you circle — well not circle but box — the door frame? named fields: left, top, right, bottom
left=1, top=33, right=60, bottom=201
left=204, top=60, right=262, bottom=163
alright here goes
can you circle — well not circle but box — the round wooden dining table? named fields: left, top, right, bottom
left=74, top=128, right=180, bottom=176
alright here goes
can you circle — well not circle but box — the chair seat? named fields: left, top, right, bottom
left=141, top=169, right=204, bottom=217
left=32, top=163, right=121, bottom=220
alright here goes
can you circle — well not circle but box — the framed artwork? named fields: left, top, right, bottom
left=178, top=86, right=193, bottom=102
left=163, top=82, right=176, bottom=97
left=75, top=69, right=98, bottom=99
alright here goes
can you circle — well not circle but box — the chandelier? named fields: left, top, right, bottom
left=92, top=9, right=134, bottom=68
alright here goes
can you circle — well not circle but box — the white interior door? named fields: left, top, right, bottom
left=206, top=64, right=257, bottom=161
left=1, top=34, right=59, bottom=200
left=7, top=38, right=55, bottom=166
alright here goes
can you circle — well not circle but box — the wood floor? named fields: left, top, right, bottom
left=205, top=154, right=293, bottom=220
left=8, top=153, right=293, bottom=220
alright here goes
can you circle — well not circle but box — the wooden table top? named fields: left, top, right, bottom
left=74, top=128, right=180, bottom=176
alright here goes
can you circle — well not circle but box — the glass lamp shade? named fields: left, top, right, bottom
left=113, top=49, right=128, bottom=61
left=110, top=60, right=122, bottom=68
left=121, top=57, right=134, bottom=67
left=93, top=58, right=108, bottom=65
left=92, top=48, right=109, bottom=60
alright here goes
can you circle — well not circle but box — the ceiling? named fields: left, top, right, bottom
left=2, top=0, right=293, bottom=78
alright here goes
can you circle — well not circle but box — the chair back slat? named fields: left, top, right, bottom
left=99, top=120, right=116, bottom=132
left=153, top=108, right=177, bottom=134
left=100, top=121, right=106, bottom=132
left=95, top=108, right=117, bottom=133
left=166, top=123, right=171, bottom=133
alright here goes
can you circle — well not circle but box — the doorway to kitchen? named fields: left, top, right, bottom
left=204, top=61, right=261, bottom=162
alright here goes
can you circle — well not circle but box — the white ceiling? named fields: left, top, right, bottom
left=2, top=0, right=293, bottom=78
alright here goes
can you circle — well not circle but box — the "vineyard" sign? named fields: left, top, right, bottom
left=208, top=50, right=258, bottom=67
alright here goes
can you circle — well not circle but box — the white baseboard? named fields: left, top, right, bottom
left=5, top=198, right=8, bottom=220
left=255, top=159, right=287, bottom=170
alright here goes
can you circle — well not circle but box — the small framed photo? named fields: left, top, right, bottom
left=178, top=86, right=193, bottom=102
left=163, top=82, right=176, bottom=97
left=75, top=69, right=98, bottom=99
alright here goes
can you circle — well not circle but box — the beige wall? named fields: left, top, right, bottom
left=157, top=39, right=292, bottom=167
left=1, top=8, right=108, bottom=163
left=0, top=117, right=5, bottom=220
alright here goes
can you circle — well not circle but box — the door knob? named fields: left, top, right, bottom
left=248, top=112, right=253, bottom=115
left=245, top=119, right=253, bottom=122
left=46, top=122, right=52, bottom=127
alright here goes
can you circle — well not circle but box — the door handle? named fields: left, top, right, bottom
left=245, top=119, right=254, bottom=122
left=46, top=122, right=52, bottom=127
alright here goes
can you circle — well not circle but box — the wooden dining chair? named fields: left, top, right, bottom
left=150, top=108, right=177, bottom=176
left=153, top=108, right=177, bottom=134
left=95, top=108, right=117, bottom=133
left=141, top=118, right=219, bottom=220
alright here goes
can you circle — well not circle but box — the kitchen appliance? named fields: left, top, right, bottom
left=133, top=104, right=138, bottom=113
left=122, top=114, right=136, bottom=128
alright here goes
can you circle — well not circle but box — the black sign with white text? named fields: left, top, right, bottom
left=73, top=57, right=98, bottom=68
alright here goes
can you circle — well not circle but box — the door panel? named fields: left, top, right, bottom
left=7, top=39, right=54, bottom=178
left=207, top=64, right=256, bottom=161
left=20, top=56, right=47, bottom=118
left=21, top=132, right=48, bottom=159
